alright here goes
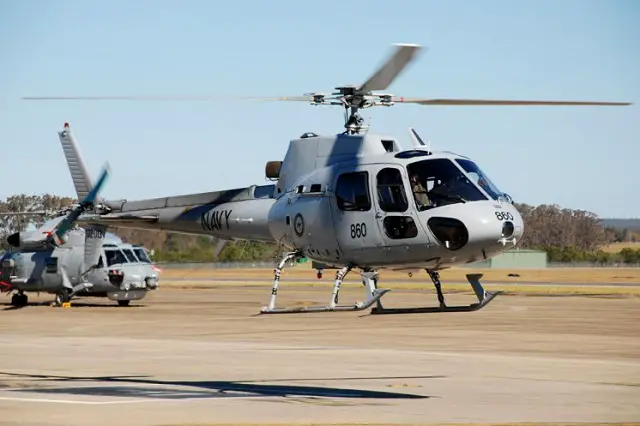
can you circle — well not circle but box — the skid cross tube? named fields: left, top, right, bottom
left=259, top=262, right=390, bottom=314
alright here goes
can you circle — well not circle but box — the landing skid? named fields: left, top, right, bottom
left=370, top=272, right=501, bottom=315
left=260, top=288, right=389, bottom=314
left=259, top=253, right=390, bottom=315
left=257, top=255, right=499, bottom=316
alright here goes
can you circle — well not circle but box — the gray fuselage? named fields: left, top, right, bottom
left=0, top=229, right=159, bottom=300
left=86, top=133, right=523, bottom=272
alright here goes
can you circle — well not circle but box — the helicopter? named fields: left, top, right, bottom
left=0, top=159, right=160, bottom=307
left=25, top=43, right=631, bottom=315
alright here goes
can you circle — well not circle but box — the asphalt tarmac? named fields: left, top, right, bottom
left=0, top=283, right=638, bottom=425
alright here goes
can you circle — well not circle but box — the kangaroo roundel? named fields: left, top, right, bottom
left=293, top=213, right=304, bottom=237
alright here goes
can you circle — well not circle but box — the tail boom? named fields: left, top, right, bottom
left=82, top=198, right=277, bottom=243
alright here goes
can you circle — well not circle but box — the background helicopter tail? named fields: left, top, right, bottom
left=56, top=122, right=110, bottom=267
left=0, top=163, right=111, bottom=251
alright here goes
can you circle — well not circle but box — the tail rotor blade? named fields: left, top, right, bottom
left=82, top=162, right=111, bottom=207
left=49, top=163, right=111, bottom=245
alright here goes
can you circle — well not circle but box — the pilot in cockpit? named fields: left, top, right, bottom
left=410, top=174, right=431, bottom=209
left=477, top=177, right=489, bottom=192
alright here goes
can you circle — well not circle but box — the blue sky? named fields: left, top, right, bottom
left=1, top=0, right=638, bottom=218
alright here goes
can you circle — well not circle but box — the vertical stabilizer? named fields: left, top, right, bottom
left=58, top=123, right=97, bottom=201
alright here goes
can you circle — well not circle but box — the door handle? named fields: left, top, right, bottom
left=375, top=212, right=383, bottom=219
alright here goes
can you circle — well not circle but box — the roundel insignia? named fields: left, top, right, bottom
left=293, top=213, right=304, bottom=237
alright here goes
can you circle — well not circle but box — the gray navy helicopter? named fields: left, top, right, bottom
left=26, top=43, right=631, bottom=314
left=0, top=143, right=160, bottom=308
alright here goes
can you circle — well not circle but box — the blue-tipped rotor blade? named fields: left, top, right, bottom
left=51, top=163, right=111, bottom=243
left=82, top=163, right=110, bottom=206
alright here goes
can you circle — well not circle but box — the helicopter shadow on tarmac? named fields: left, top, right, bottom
left=0, top=372, right=435, bottom=401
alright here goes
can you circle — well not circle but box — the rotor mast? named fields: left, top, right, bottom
left=306, top=85, right=376, bottom=135
left=314, top=85, right=394, bottom=135
left=302, top=44, right=423, bottom=135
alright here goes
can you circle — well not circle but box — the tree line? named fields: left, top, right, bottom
left=0, top=194, right=638, bottom=264
left=512, top=203, right=639, bottom=263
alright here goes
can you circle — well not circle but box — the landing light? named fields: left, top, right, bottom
left=501, top=221, right=515, bottom=238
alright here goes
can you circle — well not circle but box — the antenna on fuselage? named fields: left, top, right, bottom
left=408, top=127, right=431, bottom=154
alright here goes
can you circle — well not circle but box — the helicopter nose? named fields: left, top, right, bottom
left=422, top=201, right=523, bottom=257
left=467, top=202, right=524, bottom=255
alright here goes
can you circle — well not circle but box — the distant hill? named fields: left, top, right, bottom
left=601, top=218, right=640, bottom=231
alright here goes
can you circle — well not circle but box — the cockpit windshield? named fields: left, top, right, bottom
left=454, top=159, right=505, bottom=201
left=133, top=248, right=151, bottom=263
left=406, top=158, right=488, bottom=210
left=105, top=249, right=128, bottom=266
left=121, top=249, right=138, bottom=263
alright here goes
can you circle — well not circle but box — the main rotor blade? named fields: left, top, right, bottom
left=21, top=95, right=237, bottom=101
left=392, top=97, right=632, bottom=106
left=358, top=44, right=423, bottom=94
left=239, top=95, right=313, bottom=102
left=22, top=94, right=631, bottom=106
left=21, top=95, right=314, bottom=102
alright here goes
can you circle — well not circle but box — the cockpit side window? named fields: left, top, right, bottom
left=335, top=171, right=371, bottom=212
left=376, top=168, right=408, bottom=212
left=406, top=159, right=487, bottom=210
left=104, top=249, right=128, bottom=266
left=455, top=159, right=503, bottom=201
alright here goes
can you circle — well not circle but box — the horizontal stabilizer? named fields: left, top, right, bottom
left=78, top=214, right=159, bottom=232
left=82, top=214, right=159, bottom=224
